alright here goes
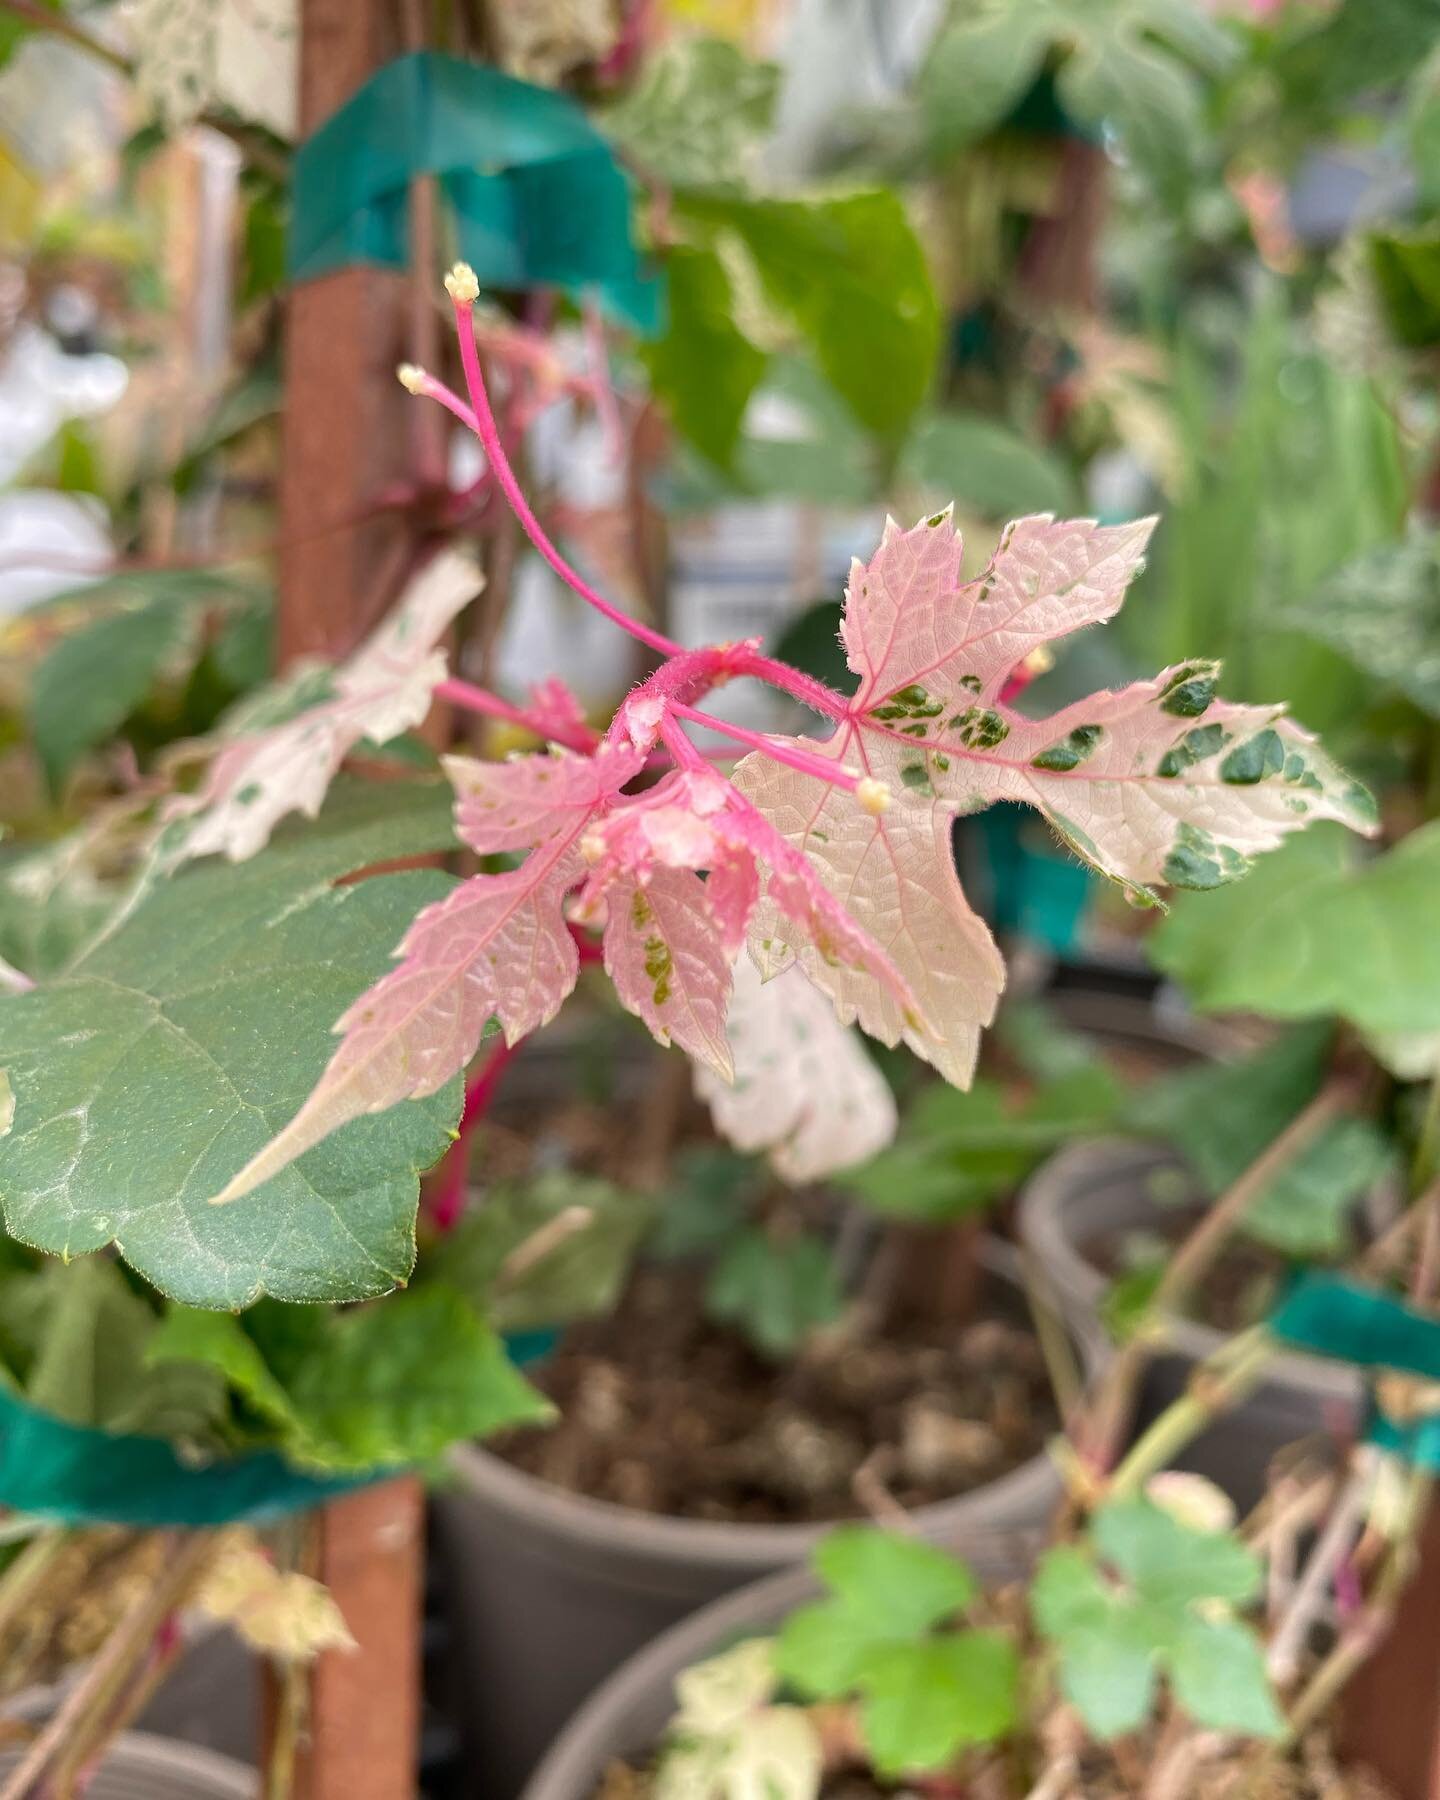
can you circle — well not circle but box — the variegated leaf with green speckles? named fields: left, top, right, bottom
left=735, top=512, right=1375, bottom=1088
left=0, top=781, right=462, bottom=1310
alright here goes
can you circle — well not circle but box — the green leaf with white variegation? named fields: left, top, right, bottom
left=1280, top=532, right=1440, bottom=718
left=733, top=512, right=1375, bottom=1091
left=0, top=781, right=462, bottom=1309
left=166, top=547, right=480, bottom=865
left=598, top=35, right=779, bottom=192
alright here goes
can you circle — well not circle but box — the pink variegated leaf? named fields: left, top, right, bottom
left=526, top=676, right=595, bottom=748
left=601, top=868, right=735, bottom=1079
left=950, top=673, right=1377, bottom=894
left=172, top=549, right=481, bottom=864
left=209, top=835, right=583, bottom=1206
left=695, top=958, right=897, bottom=1183
left=444, top=739, right=643, bottom=853
left=733, top=727, right=1004, bottom=1087
left=843, top=510, right=1154, bottom=712
left=576, top=769, right=924, bottom=1030
left=735, top=510, right=1377, bottom=1089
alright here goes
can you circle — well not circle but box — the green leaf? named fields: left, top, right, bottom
left=599, top=36, right=779, bottom=191
left=903, top=412, right=1077, bottom=521
left=146, top=1305, right=304, bottom=1436
left=678, top=190, right=941, bottom=442
left=1169, top=1615, right=1283, bottom=1738
left=1035, top=1513, right=1278, bottom=1744
left=31, top=604, right=198, bottom=791
left=421, top=1171, right=651, bottom=1332
left=1243, top=1117, right=1396, bottom=1259
left=1151, top=822, right=1440, bottom=1037
left=858, top=1632, right=1018, bottom=1774
left=281, top=1285, right=551, bottom=1470
left=28, top=571, right=268, bottom=789
left=0, top=780, right=463, bottom=1309
left=775, top=1599, right=905, bottom=1699
left=704, top=1229, right=843, bottom=1359
left=0, top=836, right=118, bottom=982
left=640, top=245, right=766, bottom=467
left=918, top=4, right=1051, bottom=156
left=152, top=1285, right=549, bottom=1470
left=1033, top=1546, right=1160, bottom=1739
left=1128, top=1022, right=1331, bottom=1197
left=648, top=1146, right=757, bottom=1258
left=1055, top=1621, right=1159, bottom=1740
left=840, top=1066, right=1119, bottom=1225
left=1370, top=228, right=1440, bottom=350
left=1274, top=0, right=1440, bottom=113
left=815, top=1527, right=977, bottom=1632
left=0, top=1257, right=225, bottom=1441
left=1059, top=35, right=1202, bottom=205
left=1280, top=533, right=1440, bottom=718
left=1095, top=1499, right=1261, bottom=1608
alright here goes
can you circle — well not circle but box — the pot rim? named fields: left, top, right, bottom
left=1018, top=1137, right=1360, bottom=1402
left=0, top=1726, right=254, bottom=1797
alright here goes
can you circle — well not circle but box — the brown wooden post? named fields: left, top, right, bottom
left=1340, top=1497, right=1440, bottom=1799
left=277, top=0, right=413, bottom=665
left=266, top=3, right=430, bottom=1795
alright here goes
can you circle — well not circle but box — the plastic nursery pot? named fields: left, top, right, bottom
left=430, top=1246, right=1100, bottom=1800
left=0, top=1730, right=255, bottom=1798
left=520, top=1543, right=1028, bottom=1800
left=1018, top=1139, right=1362, bottom=1509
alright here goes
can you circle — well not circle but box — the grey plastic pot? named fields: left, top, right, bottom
left=519, top=1536, right=1028, bottom=1800
left=431, top=1245, right=1097, bottom=1799
left=1018, top=1138, right=1361, bottom=1506
left=0, top=1731, right=255, bottom=1797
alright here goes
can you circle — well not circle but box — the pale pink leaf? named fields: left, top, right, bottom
left=695, top=959, right=898, bottom=1183
left=575, top=769, right=923, bottom=1030
left=842, top=511, right=1155, bottom=710
left=732, top=727, right=1004, bottom=1088
left=526, top=676, right=595, bottom=747
left=172, top=549, right=481, bottom=864
left=444, top=739, right=643, bottom=853
left=601, top=867, right=735, bottom=1079
left=208, top=835, right=582, bottom=1206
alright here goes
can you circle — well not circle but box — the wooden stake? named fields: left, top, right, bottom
left=1340, top=1495, right=1440, bottom=1798
left=277, top=0, right=412, bottom=666
left=267, top=1483, right=426, bottom=1800
left=266, top=3, right=429, bottom=1793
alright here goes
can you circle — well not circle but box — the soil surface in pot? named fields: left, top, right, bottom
left=488, top=1265, right=1056, bottom=1524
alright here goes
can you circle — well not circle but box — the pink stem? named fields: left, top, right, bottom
left=429, top=1035, right=524, bottom=1233
left=668, top=700, right=866, bottom=796
left=436, top=677, right=599, bottom=753
left=407, top=367, right=480, bottom=435
left=735, top=650, right=851, bottom=721
left=450, top=294, right=683, bottom=659
left=570, top=924, right=605, bottom=965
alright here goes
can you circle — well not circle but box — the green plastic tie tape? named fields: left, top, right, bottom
left=0, top=1387, right=379, bottom=1528
left=288, top=51, right=663, bottom=335
left=1269, top=1274, right=1440, bottom=1380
